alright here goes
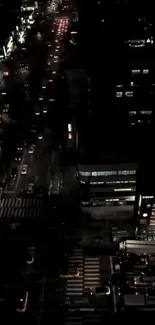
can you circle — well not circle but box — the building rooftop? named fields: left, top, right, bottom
left=78, top=121, right=139, bottom=165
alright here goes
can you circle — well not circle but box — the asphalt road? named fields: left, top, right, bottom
left=19, top=245, right=113, bottom=324
left=0, top=1, right=84, bottom=324
left=1, top=2, right=68, bottom=192
left=3, top=130, right=54, bottom=195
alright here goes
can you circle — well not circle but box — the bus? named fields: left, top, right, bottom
left=119, top=240, right=155, bottom=255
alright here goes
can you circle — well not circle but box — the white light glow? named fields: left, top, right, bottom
left=68, top=123, right=72, bottom=132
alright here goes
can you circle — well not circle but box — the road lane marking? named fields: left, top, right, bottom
left=15, top=150, right=26, bottom=190
left=110, top=256, right=117, bottom=313
left=109, top=256, right=113, bottom=274
left=112, top=285, right=117, bottom=313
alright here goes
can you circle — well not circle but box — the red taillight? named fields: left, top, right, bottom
left=16, top=292, right=28, bottom=313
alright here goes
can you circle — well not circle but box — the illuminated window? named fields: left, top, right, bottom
left=92, top=171, right=98, bottom=176
left=125, top=91, right=134, bottom=97
left=129, top=111, right=136, bottom=115
left=90, top=181, right=104, bottom=185
left=143, top=69, right=149, bottom=74
left=118, top=170, right=136, bottom=175
left=114, top=188, right=134, bottom=191
left=105, top=180, right=136, bottom=184
left=116, top=85, right=123, bottom=88
left=140, top=110, right=152, bottom=115
left=92, top=171, right=117, bottom=176
left=116, top=92, right=123, bottom=98
left=132, top=69, right=140, bottom=75
left=79, top=171, right=90, bottom=177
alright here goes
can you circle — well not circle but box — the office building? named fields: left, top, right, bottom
left=138, top=165, right=155, bottom=226
left=78, top=1, right=155, bottom=136
left=77, top=125, right=139, bottom=220
left=78, top=159, right=138, bottom=220
left=76, top=0, right=155, bottom=223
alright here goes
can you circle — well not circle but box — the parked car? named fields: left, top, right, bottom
left=60, top=268, right=79, bottom=279
left=89, top=286, right=111, bottom=296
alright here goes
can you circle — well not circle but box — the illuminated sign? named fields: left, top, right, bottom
left=6, top=37, right=14, bottom=54
left=68, top=123, right=72, bottom=132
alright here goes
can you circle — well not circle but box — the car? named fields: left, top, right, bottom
left=145, top=256, right=155, bottom=265
left=38, top=134, right=43, bottom=140
left=60, top=268, right=79, bottom=279
left=16, top=287, right=28, bottom=313
left=48, top=97, right=55, bottom=102
left=35, top=186, right=44, bottom=197
left=24, top=82, right=29, bottom=88
left=0, top=187, right=2, bottom=198
left=134, top=276, right=155, bottom=286
left=16, top=144, right=23, bottom=151
left=35, top=107, right=40, bottom=115
left=56, top=140, right=63, bottom=151
left=0, top=273, right=28, bottom=313
left=41, top=79, right=48, bottom=89
left=9, top=274, right=28, bottom=313
left=26, top=247, right=35, bottom=265
left=10, top=168, right=18, bottom=178
left=140, top=266, right=155, bottom=276
left=27, top=183, right=34, bottom=195
left=15, top=151, right=22, bottom=162
left=90, top=286, right=111, bottom=296
left=37, top=32, right=41, bottom=37
left=120, top=254, right=145, bottom=266
left=145, top=287, right=155, bottom=296
left=21, top=165, right=28, bottom=175
left=43, top=106, right=48, bottom=113
left=28, top=144, right=36, bottom=154
left=31, top=124, right=36, bottom=133
left=117, top=286, right=144, bottom=296
left=38, top=92, right=44, bottom=101
left=16, top=140, right=26, bottom=151
left=2, top=104, right=9, bottom=113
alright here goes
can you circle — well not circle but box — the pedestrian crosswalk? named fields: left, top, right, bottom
left=65, top=248, right=84, bottom=299
left=65, top=313, right=102, bottom=325
left=84, top=257, right=100, bottom=290
left=65, top=249, right=101, bottom=299
left=64, top=250, right=102, bottom=325
left=0, top=198, right=43, bottom=219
